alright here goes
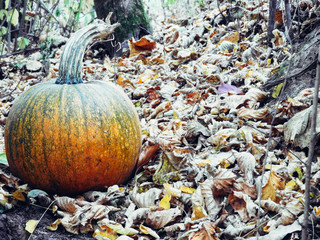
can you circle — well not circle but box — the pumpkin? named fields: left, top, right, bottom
left=4, top=21, right=142, bottom=195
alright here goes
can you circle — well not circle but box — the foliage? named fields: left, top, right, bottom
left=0, top=0, right=95, bottom=57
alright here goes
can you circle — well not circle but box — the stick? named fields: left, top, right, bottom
left=301, top=46, right=320, bottom=240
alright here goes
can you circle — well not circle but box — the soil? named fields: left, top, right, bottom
left=0, top=204, right=92, bottom=240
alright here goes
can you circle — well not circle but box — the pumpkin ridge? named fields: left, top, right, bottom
left=5, top=83, right=48, bottom=178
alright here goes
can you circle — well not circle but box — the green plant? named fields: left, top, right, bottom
left=4, top=22, right=142, bottom=195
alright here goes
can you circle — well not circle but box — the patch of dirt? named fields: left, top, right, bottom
left=0, top=204, right=92, bottom=240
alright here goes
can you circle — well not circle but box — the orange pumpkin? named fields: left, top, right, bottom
left=4, top=22, right=141, bottom=195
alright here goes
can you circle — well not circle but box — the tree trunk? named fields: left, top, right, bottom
left=267, top=0, right=277, bottom=46
left=93, top=0, right=151, bottom=57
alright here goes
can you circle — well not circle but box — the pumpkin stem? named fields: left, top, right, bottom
left=56, top=20, right=120, bottom=84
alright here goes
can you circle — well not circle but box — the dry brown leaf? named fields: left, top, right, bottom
left=146, top=207, right=182, bottom=229
left=146, top=87, right=160, bottom=103
left=228, top=191, right=257, bottom=222
left=130, top=186, right=162, bottom=208
left=116, top=75, right=135, bottom=88
left=186, top=91, right=200, bottom=104
left=261, top=171, right=285, bottom=202
left=260, top=199, right=281, bottom=212
left=233, top=181, right=257, bottom=199
left=129, top=37, right=156, bottom=58
left=58, top=204, right=114, bottom=234
left=237, top=107, right=270, bottom=120
left=243, top=88, right=269, bottom=108
left=136, top=143, right=160, bottom=172
left=212, top=169, right=237, bottom=197
left=189, top=221, right=220, bottom=240
left=55, top=196, right=78, bottom=213
left=233, top=151, right=256, bottom=184
left=217, top=31, right=239, bottom=45
left=208, top=128, right=239, bottom=146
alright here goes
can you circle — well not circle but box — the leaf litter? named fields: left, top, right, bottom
left=1, top=0, right=320, bottom=239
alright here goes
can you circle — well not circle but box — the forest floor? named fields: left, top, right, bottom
left=1, top=1, right=320, bottom=240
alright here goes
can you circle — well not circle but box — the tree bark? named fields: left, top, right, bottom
left=93, top=0, right=151, bottom=56
left=267, top=0, right=277, bottom=46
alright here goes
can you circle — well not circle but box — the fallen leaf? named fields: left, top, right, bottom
left=218, top=83, right=241, bottom=95
left=140, top=224, right=160, bottom=239
left=55, top=196, right=78, bottom=213
left=47, top=219, right=61, bottom=231
left=98, top=222, right=138, bottom=235
left=25, top=219, right=39, bottom=234
left=180, top=186, right=196, bottom=194
left=189, top=221, right=220, bottom=240
left=129, top=37, right=156, bottom=58
left=218, top=31, right=239, bottom=45
left=191, top=206, right=207, bottom=220
left=146, top=207, right=182, bottom=229
left=159, top=193, right=171, bottom=210
left=261, top=171, right=285, bottom=202
left=163, top=183, right=181, bottom=197
left=237, top=107, right=270, bottom=120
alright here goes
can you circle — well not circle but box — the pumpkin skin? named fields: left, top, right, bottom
left=4, top=22, right=141, bottom=195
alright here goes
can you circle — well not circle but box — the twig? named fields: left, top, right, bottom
left=216, top=0, right=227, bottom=24
left=27, top=200, right=56, bottom=240
left=243, top=122, right=304, bottom=166
left=301, top=45, right=320, bottom=240
left=256, top=11, right=296, bottom=237
left=0, top=47, right=40, bottom=58
left=39, top=0, right=60, bottom=23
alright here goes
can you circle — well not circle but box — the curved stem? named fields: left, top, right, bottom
left=56, top=21, right=120, bottom=84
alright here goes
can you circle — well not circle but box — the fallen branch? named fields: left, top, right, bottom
left=301, top=46, right=320, bottom=240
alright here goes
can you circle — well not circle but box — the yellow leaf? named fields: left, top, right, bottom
left=272, top=82, right=284, bottom=98
left=52, top=205, right=58, bottom=213
left=179, top=186, right=196, bottom=194
left=10, top=189, right=26, bottom=202
left=267, top=58, right=272, bottom=66
left=263, top=224, right=271, bottom=233
left=93, top=230, right=117, bottom=240
left=102, top=223, right=138, bottom=235
left=139, top=224, right=160, bottom=239
left=314, top=206, right=320, bottom=215
left=137, top=78, right=144, bottom=84
left=47, top=219, right=61, bottom=231
left=219, top=158, right=230, bottom=168
left=285, top=180, right=298, bottom=191
left=191, top=206, right=207, bottom=220
left=25, top=220, right=39, bottom=234
left=159, top=193, right=171, bottom=210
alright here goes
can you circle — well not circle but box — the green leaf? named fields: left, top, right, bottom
left=17, top=37, right=29, bottom=50
left=5, top=0, right=9, bottom=9
left=0, top=26, right=7, bottom=36
left=0, top=10, right=7, bottom=20
left=9, top=9, right=19, bottom=26
left=0, top=153, right=8, bottom=166
left=134, top=101, right=141, bottom=107
left=294, top=167, right=303, bottom=180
